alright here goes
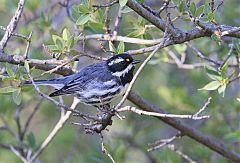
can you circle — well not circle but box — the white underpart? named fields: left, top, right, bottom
left=78, top=80, right=118, bottom=99
left=79, top=81, right=129, bottom=104
left=81, top=86, right=121, bottom=99
left=108, top=58, right=124, bottom=66
left=112, top=64, right=133, bottom=77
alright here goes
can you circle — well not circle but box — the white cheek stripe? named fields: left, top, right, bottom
left=108, top=58, right=124, bottom=66
left=112, top=64, right=133, bottom=77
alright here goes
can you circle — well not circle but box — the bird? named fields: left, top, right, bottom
left=24, top=53, right=140, bottom=108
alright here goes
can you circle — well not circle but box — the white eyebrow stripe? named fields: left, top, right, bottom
left=112, top=64, right=133, bottom=77
left=108, top=58, right=124, bottom=66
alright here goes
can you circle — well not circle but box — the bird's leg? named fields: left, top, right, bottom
left=97, top=98, right=112, bottom=113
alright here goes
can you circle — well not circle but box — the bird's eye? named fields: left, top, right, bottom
left=121, top=61, right=125, bottom=65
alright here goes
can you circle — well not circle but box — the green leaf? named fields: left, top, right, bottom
left=62, top=28, right=70, bottom=41
left=199, top=81, right=221, bottom=91
left=218, top=84, right=226, bottom=97
left=78, top=4, right=90, bottom=14
left=206, top=66, right=219, bottom=75
left=206, top=66, right=221, bottom=81
left=119, top=0, right=128, bottom=7
left=109, top=42, right=117, bottom=54
left=117, top=42, right=125, bottom=54
left=207, top=73, right=222, bottom=81
left=0, top=75, right=16, bottom=81
left=121, top=7, right=133, bottom=13
left=47, top=45, right=60, bottom=51
left=24, top=61, right=30, bottom=73
left=204, top=3, right=211, bottom=14
left=76, top=14, right=91, bottom=25
left=5, top=63, right=14, bottom=76
left=67, top=37, right=74, bottom=49
left=0, top=86, right=17, bottom=94
left=207, top=12, right=215, bottom=22
left=52, top=35, right=63, bottom=45
left=220, top=62, right=229, bottom=76
left=12, top=89, right=22, bottom=105
left=190, top=2, right=196, bottom=15
left=87, top=22, right=105, bottom=33
left=56, top=39, right=63, bottom=50
left=27, top=132, right=36, bottom=149
left=15, top=66, right=20, bottom=80
left=179, top=1, right=185, bottom=14
left=195, top=5, right=204, bottom=17
left=73, top=34, right=82, bottom=45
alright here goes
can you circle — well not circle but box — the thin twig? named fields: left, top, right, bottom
left=148, top=133, right=181, bottom=151
left=215, top=0, right=224, bottom=12
left=100, top=133, right=116, bottom=163
left=10, top=145, right=28, bottom=163
left=39, top=55, right=80, bottom=76
left=21, top=99, right=43, bottom=139
left=15, top=106, right=23, bottom=141
left=157, top=0, right=171, bottom=15
left=113, top=7, right=123, bottom=37
left=187, top=42, right=222, bottom=65
left=29, top=97, right=80, bottom=162
left=229, top=75, right=240, bottom=83
left=165, top=47, right=203, bottom=69
left=118, top=106, right=210, bottom=120
left=0, top=0, right=26, bottom=51
left=0, top=26, right=28, bottom=40
left=23, top=31, right=33, bottom=59
left=193, top=97, right=212, bottom=118
left=80, top=34, right=163, bottom=45
left=167, top=144, right=197, bottom=163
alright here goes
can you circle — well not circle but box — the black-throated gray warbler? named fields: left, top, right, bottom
left=25, top=53, right=140, bottom=107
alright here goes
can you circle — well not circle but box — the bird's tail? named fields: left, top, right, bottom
left=24, top=78, right=67, bottom=89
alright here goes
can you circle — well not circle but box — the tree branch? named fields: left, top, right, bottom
left=0, top=0, right=26, bottom=51
left=127, top=91, right=240, bottom=162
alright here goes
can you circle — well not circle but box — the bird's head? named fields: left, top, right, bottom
left=107, top=53, right=140, bottom=77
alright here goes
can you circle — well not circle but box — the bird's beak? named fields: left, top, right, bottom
left=132, top=60, right=141, bottom=64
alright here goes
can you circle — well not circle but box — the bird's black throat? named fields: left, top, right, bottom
left=119, top=67, right=135, bottom=86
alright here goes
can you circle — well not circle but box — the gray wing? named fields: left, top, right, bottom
left=49, top=62, right=118, bottom=97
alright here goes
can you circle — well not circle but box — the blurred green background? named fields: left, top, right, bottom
left=0, top=0, right=240, bottom=162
